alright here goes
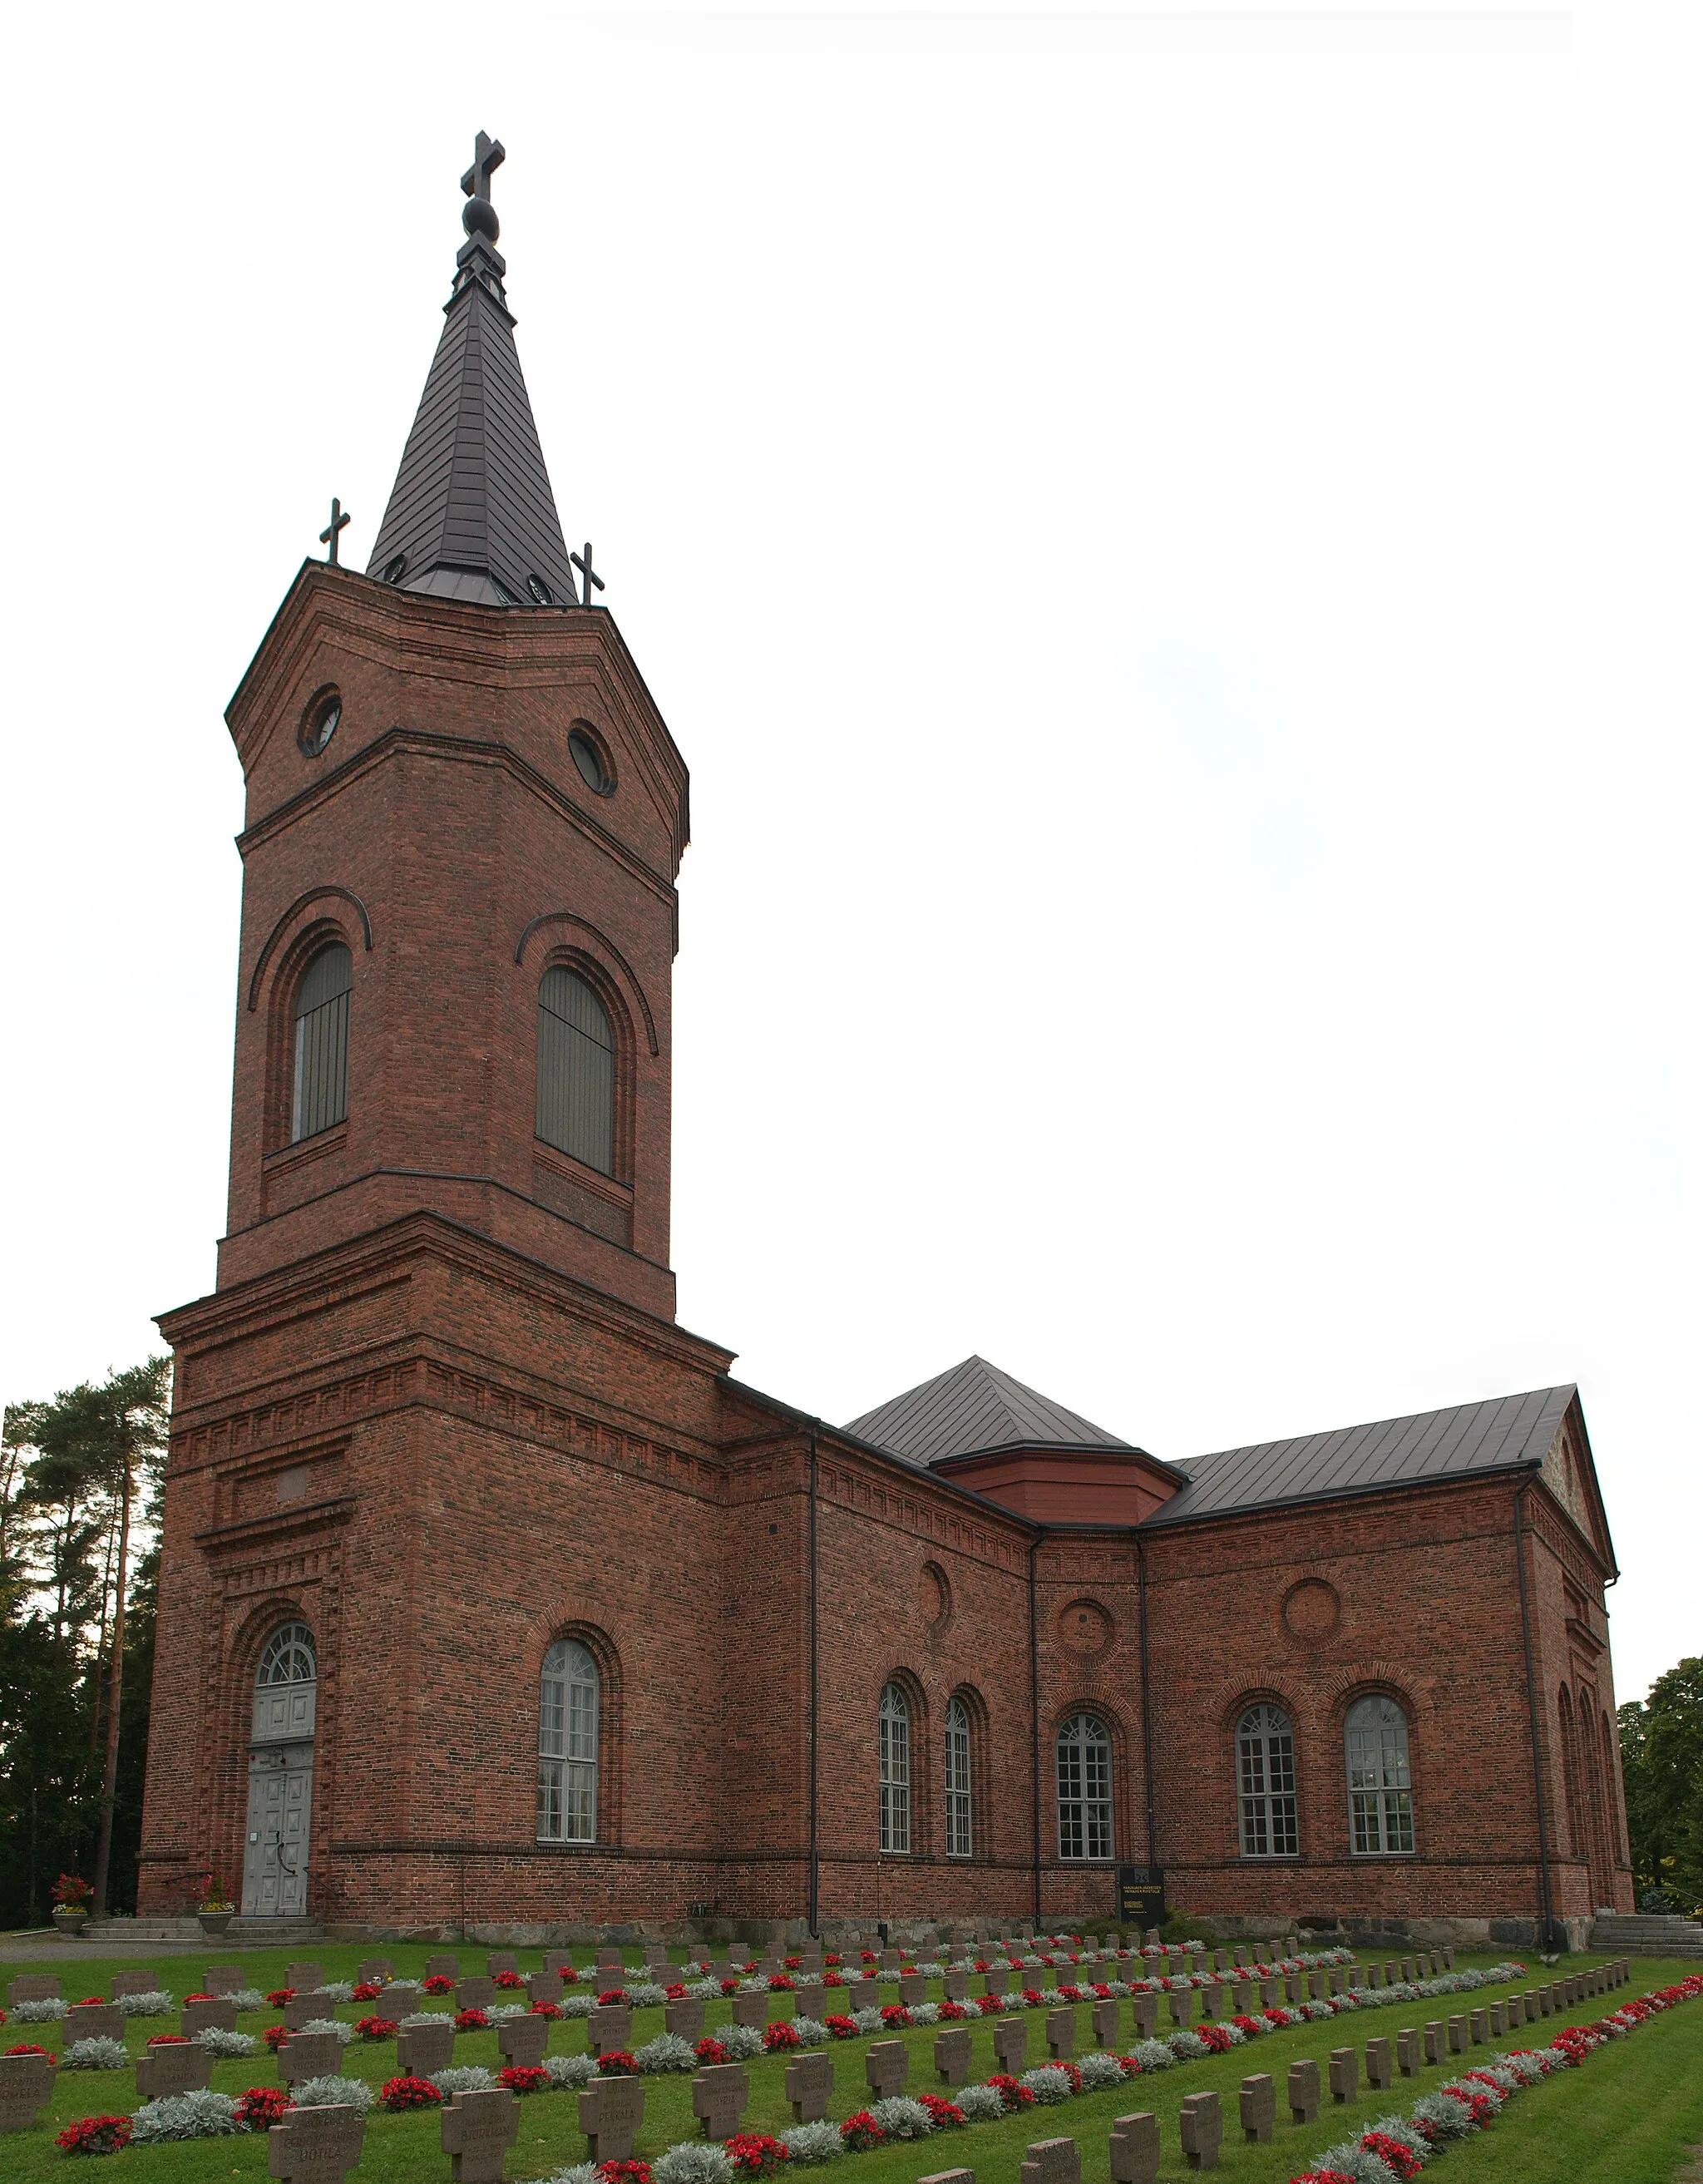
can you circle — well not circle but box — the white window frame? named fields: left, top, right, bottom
left=1056, top=1712, right=1113, bottom=1860
left=1237, top=1702, right=1299, bottom=1856
left=945, top=1696, right=973, bottom=1858
left=879, top=1682, right=911, bottom=1853
left=538, top=1638, right=600, bottom=1844
left=1346, top=1694, right=1415, bottom=1855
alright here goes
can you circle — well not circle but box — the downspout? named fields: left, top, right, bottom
left=1029, top=1535, right=1042, bottom=1925
left=808, top=1425, right=821, bottom=1938
left=1137, top=1531, right=1157, bottom=1874
left=1513, top=1478, right=1557, bottom=1949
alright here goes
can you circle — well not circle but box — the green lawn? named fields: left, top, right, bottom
left=0, top=1944, right=1696, bottom=2183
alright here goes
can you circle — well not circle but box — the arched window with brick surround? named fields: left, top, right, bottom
left=1345, top=1694, right=1414, bottom=1854
left=537, top=967, right=615, bottom=1174
left=1056, top=1712, right=1113, bottom=1860
left=1237, top=1702, right=1298, bottom=1856
left=538, top=1638, right=600, bottom=1842
left=291, top=943, right=352, bottom=1141
left=945, top=1695, right=973, bottom=1857
left=879, top=1682, right=911, bottom=1852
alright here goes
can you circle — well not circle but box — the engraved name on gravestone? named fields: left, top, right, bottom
left=397, top=2018, right=456, bottom=2077
left=427, top=1955, right=460, bottom=1980
left=935, top=2027, right=974, bottom=2085
left=1287, top=2058, right=1320, bottom=2125
left=943, top=1969, right=970, bottom=2002
left=1239, top=2073, right=1275, bottom=2142
left=1110, top=2110, right=1160, bottom=2184
left=693, top=2063, right=750, bottom=2140
left=580, top=2073, right=645, bottom=2162
left=442, top=2087, right=521, bottom=2184
left=136, top=2040, right=215, bottom=2098
left=457, top=1978, right=496, bottom=2013
left=787, top=2051, right=834, bottom=2122
left=866, top=2039, right=909, bottom=2098
left=279, top=2031, right=347, bottom=2085
left=1329, top=2048, right=1357, bottom=2102
left=994, top=2016, right=1029, bottom=2071
left=730, top=1991, right=768, bottom=2028
left=66, top=2002, right=125, bottom=2043
left=0, top=2049, right=55, bottom=2134
left=183, top=1997, right=239, bottom=2035
left=268, top=2102, right=368, bottom=2184
left=286, top=1964, right=323, bottom=1994
left=205, top=1965, right=245, bottom=1996
left=899, top=1973, right=927, bottom=2007
left=589, top=2004, right=634, bottom=2054
left=848, top=1976, right=879, bottom=2011
left=1020, top=2136, right=1082, bottom=2184
left=358, top=1958, right=393, bottom=1984
left=284, top=1995, right=323, bottom=2031
left=1179, top=2091, right=1222, bottom=2171
left=496, top=2014, right=549, bottom=2068
left=110, top=1971, right=156, bottom=1999
left=667, top=1998, right=707, bottom=2040
left=1044, top=2007, right=1076, bottom=2059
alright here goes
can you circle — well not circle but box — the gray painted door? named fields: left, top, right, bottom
left=241, top=1744, right=313, bottom=1916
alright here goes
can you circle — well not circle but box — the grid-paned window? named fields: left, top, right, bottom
left=538, top=1638, right=600, bottom=1843
left=945, top=1696, right=973, bottom=1857
left=1346, top=1694, right=1414, bottom=1854
left=1057, top=1712, right=1113, bottom=1860
left=291, top=944, right=352, bottom=1142
left=537, top=968, right=615, bottom=1174
left=879, top=1682, right=911, bottom=1853
left=1237, top=1702, right=1298, bottom=1856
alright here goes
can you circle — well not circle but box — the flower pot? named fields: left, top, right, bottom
left=52, top=1908, right=90, bottom=1935
left=197, top=1911, right=234, bottom=1936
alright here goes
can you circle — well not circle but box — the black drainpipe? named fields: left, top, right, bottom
left=808, top=1425, right=821, bottom=1939
left=1029, top=1534, right=1043, bottom=1925
left=1513, top=1477, right=1557, bottom=1949
left=1137, top=1531, right=1158, bottom=1871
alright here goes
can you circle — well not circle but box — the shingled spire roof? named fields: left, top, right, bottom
left=366, top=133, right=579, bottom=610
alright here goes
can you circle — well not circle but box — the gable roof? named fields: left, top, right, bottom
left=846, top=1356, right=1138, bottom=1470
left=1144, top=1383, right=1580, bottom=1528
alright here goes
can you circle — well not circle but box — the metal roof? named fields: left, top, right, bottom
left=846, top=1356, right=1136, bottom=1470
left=1143, top=1383, right=1577, bottom=1527
left=366, top=175, right=577, bottom=611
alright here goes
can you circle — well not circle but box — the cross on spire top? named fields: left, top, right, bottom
left=461, top=131, right=506, bottom=245
left=319, top=497, right=351, bottom=566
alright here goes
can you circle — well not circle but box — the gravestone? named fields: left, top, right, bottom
left=384, top=1984, right=421, bottom=2018
left=1283, top=1974, right=1304, bottom=2004
left=442, top=2087, right=520, bottom=2183
left=1400, top=1958, right=1416, bottom=1984
left=899, top=1973, right=927, bottom=2007
left=647, top=1943, right=673, bottom=1969
left=544, top=1953, right=575, bottom=1975
left=112, top=1970, right=159, bottom=1999
left=279, top=2031, right=347, bottom=2085
left=358, top=1958, right=393, bottom=1985
left=792, top=1984, right=826, bottom=2022
left=486, top=1953, right=520, bottom=1978
left=1259, top=1978, right=1281, bottom=2010
left=851, top=1976, right=881, bottom=2012
left=1443, top=1945, right=1455, bottom=1970
left=426, top=1954, right=460, bottom=1980
left=1506, top=1994, right=1525, bottom=2027
left=1179, top=2091, right=1222, bottom=2171
left=1168, top=1986, right=1194, bottom=2027
left=457, top=1978, right=496, bottom=2013
left=1045, top=2007, right=1076, bottom=2059
left=787, top=2050, right=834, bottom=2122
left=1286, top=2058, right=1320, bottom=2125
left=1232, top=1947, right=1250, bottom=1969
left=942, top=1968, right=970, bottom=2003
left=866, top=2039, right=909, bottom=2098
left=935, top=2027, right=973, bottom=2085
left=1231, top=1980, right=1253, bottom=2015
left=1020, top=2137, right=1081, bottom=2184
left=1239, top=2073, right=1274, bottom=2142
left=798, top=1954, right=824, bottom=1980
left=994, top=2016, right=1028, bottom=2072
left=708, top=1959, right=733, bottom=1984
left=397, top=2018, right=457, bottom=2077
left=1327, top=1967, right=1345, bottom=1996
left=1397, top=2028, right=1421, bottom=2076
left=284, top=1994, right=323, bottom=2030
left=1448, top=2015, right=1468, bottom=2053
left=136, top=2041, right=215, bottom=2098
left=984, top=1969, right=1012, bottom=1997
left=65, top=2002, right=125, bottom=2042
left=580, top=2073, right=645, bottom=2162
left=496, top=2014, right=549, bottom=2068
left=1198, top=1983, right=1224, bottom=2021
left=527, top=1972, right=558, bottom=2009
left=1348, top=1966, right=1364, bottom=1990
left=1093, top=1999, right=1121, bottom=2048
left=1329, top=2047, right=1357, bottom=2102
left=0, top=2049, right=54, bottom=2134
left=589, top=2003, right=633, bottom=2055
left=1130, top=1993, right=1158, bottom=2040
left=730, top=1990, right=768, bottom=2029
left=1109, top=2112, right=1159, bottom=2184
left=667, top=1999, right=706, bottom=2041
left=1488, top=2002, right=1506, bottom=2035
left=596, top=1949, right=624, bottom=1971
left=1469, top=2008, right=1488, bottom=2043
left=267, top=2102, right=367, bottom=2184
left=918, top=2172, right=975, bottom=2184
left=183, top=1996, right=239, bottom=2035
left=693, top=2062, right=749, bottom=2140
left=1365, top=2036, right=1392, bottom=2089
left=1213, top=1949, right=1231, bottom=1972
left=1424, top=2022, right=1445, bottom=2064
left=1384, top=1963, right=1399, bottom=1987
left=1367, top=1962, right=1383, bottom=1989
left=286, top=1963, right=323, bottom=1994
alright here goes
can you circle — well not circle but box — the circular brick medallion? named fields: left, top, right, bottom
left=1281, top=1578, right=1342, bottom=1644
left=1059, top=1598, right=1113, bottom=1656
left=920, top=1561, right=951, bottom=1629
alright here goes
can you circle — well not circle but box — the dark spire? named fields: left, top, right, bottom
left=366, top=133, right=579, bottom=609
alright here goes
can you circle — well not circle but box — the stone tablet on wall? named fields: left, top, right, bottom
left=787, top=2051, right=834, bottom=2122
left=267, top=2102, right=368, bottom=2184
left=137, top=2040, right=215, bottom=2099
left=1109, top=2112, right=1160, bottom=2184
left=442, top=2087, right=520, bottom=2184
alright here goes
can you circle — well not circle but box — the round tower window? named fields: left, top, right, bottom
left=527, top=574, right=555, bottom=605
left=568, top=729, right=613, bottom=796
left=381, top=553, right=407, bottom=585
left=299, top=688, right=341, bottom=758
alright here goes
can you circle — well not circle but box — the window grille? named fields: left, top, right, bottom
left=536, top=967, right=615, bottom=1175
left=1056, top=1712, right=1113, bottom=1860
left=256, top=1623, right=316, bottom=1686
left=879, top=1682, right=911, bottom=1853
left=1237, top=1702, right=1298, bottom=1855
left=1346, top=1694, right=1414, bottom=1854
left=945, top=1697, right=973, bottom=1857
left=539, top=1638, right=600, bottom=1843
left=291, top=944, right=352, bottom=1142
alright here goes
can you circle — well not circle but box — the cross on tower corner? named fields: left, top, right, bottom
left=319, top=497, right=350, bottom=565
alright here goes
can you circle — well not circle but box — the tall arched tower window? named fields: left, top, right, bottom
left=1057, top=1713, right=1113, bottom=1860
left=537, top=968, right=615, bottom=1174
left=945, top=1696, right=973, bottom=1857
left=538, top=1639, right=600, bottom=1842
left=879, top=1682, right=911, bottom=1853
left=1237, top=1703, right=1298, bottom=1856
left=291, top=944, right=352, bottom=1141
left=1345, top=1694, right=1414, bottom=1853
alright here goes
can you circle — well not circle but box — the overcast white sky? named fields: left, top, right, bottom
left=2, top=2, right=1696, bottom=1703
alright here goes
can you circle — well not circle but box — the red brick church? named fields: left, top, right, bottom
left=139, top=138, right=1635, bottom=1947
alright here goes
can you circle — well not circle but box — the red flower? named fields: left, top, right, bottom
left=184, top=1992, right=215, bottom=2004
left=598, top=1989, right=629, bottom=2007
left=975, top=1995, right=1004, bottom=2016
left=598, top=2163, right=654, bottom=2184
left=597, top=2049, right=639, bottom=2077
left=74, top=1996, right=108, bottom=2008
left=355, top=2016, right=399, bottom=2040
left=352, top=1983, right=383, bottom=2004
left=879, top=2004, right=911, bottom=2028
left=665, top=1984, right=688, bottom=2002
left=763, top=2021, right=801, bottom=2052
left=823, top=1973, right=846, bottom=1989
left=719, top=1979, right=741, bottom=1997
left=493, top=1970, right=525, bottom=1991
left=860, top=1951, right=877, bottom=1966
left=917, top=2094, right=966, bottom=2128
left=423, top=1975, right=455, bottom=1995
left=263, top=2024, right=290, bottom=2052
left=783, top=1957, right=802, bottom=1971
left=1361, top=2132, right=1424, bottom=2181
left=974, top=1959, right=991, bottom=1974
left=5, top=2043, right=52, bottom=2058
left=986, top=2073, right=1035, bottom=2112
left=768, top=1974, right=796, bottom=1991
left=51, top=1874, right=94, bottom=1912
left=937, top=2000, right=969, bottom=2022
left=559, top=1965, right=582, bottom=1984
left=840, top=2112, right=886, bottom=2152
left=146, top=2033, right=191, bottom=2046
left=454, top=2009, right=490, bottom=2032
left=56, top=2115, right=131, bottom=2157
left=236, top=2087, right=293, bottom=2129
left=530, top=2001, right=562, bottom=2021
left=1197, top=2025, right=1233, bottom=2053
left=724, top=2132, right=791, bottom=2177
left=379, top=2075, right=444, bottom=2112
left=695, top=2038, right=730, bottom=2065
left=822, top=1954, right=842, bottom=1969
left=266, top=1988, right=297, bottom=2007
left=823, top=2016, right=859, bottom=2041
left=1118, top=2055, right=1145, bottom=2078
left=497, top=2064, right=548, bottom=2094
